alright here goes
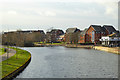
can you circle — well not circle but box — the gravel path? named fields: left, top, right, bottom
left=0, top=48, right=16, bottom=62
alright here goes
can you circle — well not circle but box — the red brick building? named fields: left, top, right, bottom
left=78, top=28, right=88, bottom=44
left=85, top=25, right=106, bottom=44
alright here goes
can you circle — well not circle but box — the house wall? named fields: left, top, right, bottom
left=86, top=26, right=103, bottom=44
left=64, top=33, right=72, bottom=43
left=46, top=30, right=64, bottom=43
left=94, top=31, right=102, bottom=44
left=65, top=29, right=80, bottom=44
left=106, top=30, right=109, bottom=35
left=86, top=26, right=94, bottom=43
left=79, top=35, right=86, bottom=43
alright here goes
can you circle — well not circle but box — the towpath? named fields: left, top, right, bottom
left=0, top=47, right=16, bottom=62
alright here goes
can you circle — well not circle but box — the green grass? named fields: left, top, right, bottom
left=34, top=42, right=65, bottom=45
left=34, top=42, right=45, bottom=44
left=0, top=48, right=6, bottom=55
left=1, top=47, right=31, bottom=78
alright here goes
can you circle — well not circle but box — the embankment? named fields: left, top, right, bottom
left=93, top=46, right=120, bottom=54
left=65, top=44, right=93, bottom=49
left=65, top=44, right=120, bottom=54
left=1, top=47, right=31, bottom=80
left=34, top=43, right=120, bottom=54
left=34, top=43, right=64, bottom=47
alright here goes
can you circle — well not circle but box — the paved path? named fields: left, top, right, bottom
left=0, top=47, right=16, bottom=62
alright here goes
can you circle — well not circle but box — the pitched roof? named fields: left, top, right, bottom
left=103, top=25, right=116, bottom=33
left=50, top=29, right=64, bottom=35
left=80, top=28, right=88, bottom=35
left=101, top=27, right=106, bottom=32
left=66, top=28, right=79, bottom=33
left=90, top=25, right=105, bottom=32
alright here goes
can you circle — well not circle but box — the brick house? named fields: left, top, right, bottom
left=78, top=28, right=88, bottom=44
left=65, top=28, right=80, bottom=44
left=103, top=25, right=117, bottom=35
left=86, top=25, right=106, bottom=45
left=46, top=29, right=64, bottom=43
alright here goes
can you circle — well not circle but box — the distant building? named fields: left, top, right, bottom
left=2, top=30, right=45, bottom=46
left=16, top=30, right=45, bottom=42
left=100, top=33, right=120, bottom=47
left=57, top=34, right=65, bottom=42
left=78, top=28, right=88, bottom=44
left=86, top=25, right=106, bottom=44
left=65, top=28, right=80, bottom=44
left=46, top=29, right=64, bottom=43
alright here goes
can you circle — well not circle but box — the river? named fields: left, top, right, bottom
left=15, top=46, right=118, bottom=78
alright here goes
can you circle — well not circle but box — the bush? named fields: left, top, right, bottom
left=24, top=42, right=34, bottom=47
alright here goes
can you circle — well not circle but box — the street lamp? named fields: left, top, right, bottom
left=7, top=30, right=10, bottom=65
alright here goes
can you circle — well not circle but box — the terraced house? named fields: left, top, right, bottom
left=78, top=28, right=88, bottom=44
left=103, top=25, right=117, bottom=35
left=78, top=25, right=118, bottom=45
left=85, top=25, right=106, bottom=45
left=65, top=28, right=80, bottom=44
left=46, top=29, right=64, bottom=43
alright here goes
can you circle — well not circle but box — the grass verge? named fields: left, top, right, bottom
left=34, top=42, right=65, bottom=45
left=0, top=48, right=5, bottom=55
left=1, top=47, right=31, bottom=78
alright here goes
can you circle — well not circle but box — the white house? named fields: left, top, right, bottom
left=100, top=33, right=120, bottom=47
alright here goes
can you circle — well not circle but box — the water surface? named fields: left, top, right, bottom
left=15, top=46, right=118, bottom=78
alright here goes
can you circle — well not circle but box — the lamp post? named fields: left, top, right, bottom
left=15, top=31, right=19, bottom=59
left=7, top=29, right=10, bottom=64
left=6, top=43, right=9, bottom=65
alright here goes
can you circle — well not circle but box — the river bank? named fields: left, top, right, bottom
left=93, top=46, right=120, bottom=54
left=34, top=43, right=120, bottom=54
left=34, top=43, right=64, bottom=47
left=65, top=44, right=120, bottom=54
left=1, top=47, right=31, bottom=80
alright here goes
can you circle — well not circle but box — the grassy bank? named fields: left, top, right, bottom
left=1, top=47, right=31, bottom=78
left=34, top=42, right=65, bottom=46
left=0, top=48, right=5, bottom=55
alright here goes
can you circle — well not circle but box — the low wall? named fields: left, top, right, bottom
left=2, top=54, right=31, bottom=80
left=65, top=44, right=93, bottom=49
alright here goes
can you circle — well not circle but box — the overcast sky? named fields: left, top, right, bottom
left=0, top=0, right=119, bottom=32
